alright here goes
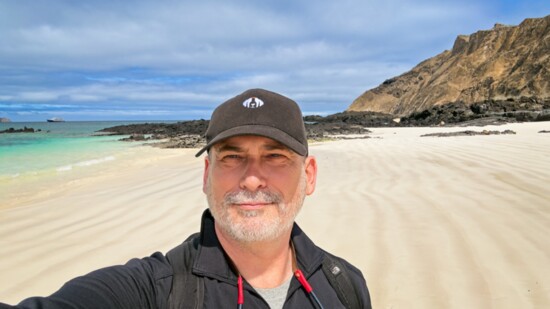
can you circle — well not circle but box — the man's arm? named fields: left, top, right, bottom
left=347, top=264, right=373, bottom=309
left=2, top=252, right=173, bottom=309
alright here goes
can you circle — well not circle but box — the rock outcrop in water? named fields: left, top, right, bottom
left=0, top=127, right=40, bottom=134
left=97, top=120, right=210, bottom=148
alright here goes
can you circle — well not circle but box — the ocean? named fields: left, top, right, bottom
left=0, top=121, right=167, bottom=202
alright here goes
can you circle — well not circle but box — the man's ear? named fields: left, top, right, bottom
left=304, top=156, right=317, bottom=195
left=202, top=155, right=210, bottom=194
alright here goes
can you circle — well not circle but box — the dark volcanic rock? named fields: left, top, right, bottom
left=304, top=111, right=392, bottom=139
left=99, top=113, right=382, bottom=148
left=153, top=135, right=205, bottom=149
left=421, top=130, right=516, bottom=137
left=536, top=110, right=550, bottom=121
left=399, top=97, right=550, bottom=126
left=98, top=120, right=210, bottom=148
left=120, top=133, right=147, bottom=141
left=98, top=120, right=209, bottom=137
left=0, top=126, right=41, bottom=134
left=97, top=98, right=548, bottom=149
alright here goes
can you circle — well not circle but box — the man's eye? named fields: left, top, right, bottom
left=222, top=154, right=242, bottom=160
left=266, top=153, right=287, bottom=160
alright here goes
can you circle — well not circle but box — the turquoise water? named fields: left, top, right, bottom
left=0, top=121, right=158, bottom=179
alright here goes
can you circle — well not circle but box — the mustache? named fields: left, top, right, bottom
left=224, top=190, right=282, bottom=205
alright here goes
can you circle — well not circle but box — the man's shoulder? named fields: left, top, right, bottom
left=321, top=250, right=366, bottom=281
left=127, top=250, right=175, bottom=281
left=165, top=232, right=200, bottom=271
left=319, top=250, right=372, bottom=309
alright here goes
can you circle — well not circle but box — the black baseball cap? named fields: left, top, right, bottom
left=195, top=89, right=308, bottom=157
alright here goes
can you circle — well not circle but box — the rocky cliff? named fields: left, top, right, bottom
left=348, top=15, right=550, bottom=116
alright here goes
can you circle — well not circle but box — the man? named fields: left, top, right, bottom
left=4, top=89, right=372, bottom=308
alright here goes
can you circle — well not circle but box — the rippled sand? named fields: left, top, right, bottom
left=1, top=122, right=549, bottom=308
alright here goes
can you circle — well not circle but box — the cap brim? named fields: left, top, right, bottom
left=195, top=125, right=307, bottom=157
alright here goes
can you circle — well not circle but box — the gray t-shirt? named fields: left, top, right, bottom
left=254, top=277, right=293, bottom=309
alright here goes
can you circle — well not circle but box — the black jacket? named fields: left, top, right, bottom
left=9, top=210, right=371, bottom=308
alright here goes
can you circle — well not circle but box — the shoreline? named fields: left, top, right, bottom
left=1, top=122, right=550, bottom=307
left=0, top=142, right=158, bottom=210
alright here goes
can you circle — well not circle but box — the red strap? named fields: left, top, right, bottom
left=294, top=269, right=313, bottom=293
left=237, top=275, right=244, bottom=305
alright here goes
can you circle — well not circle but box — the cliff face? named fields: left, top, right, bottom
left=348, top=15, right=550, bottom=116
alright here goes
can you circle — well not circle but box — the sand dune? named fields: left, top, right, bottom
left=1, top=122, right=549, bottom=308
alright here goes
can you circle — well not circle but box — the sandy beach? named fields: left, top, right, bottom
left=1, top=122, right=549, bottom=308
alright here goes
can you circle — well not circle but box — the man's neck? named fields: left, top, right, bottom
left=215, top=224, right=294, bottom=289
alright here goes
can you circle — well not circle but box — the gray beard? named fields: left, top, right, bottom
left=206, top=174, right=306, bottom=243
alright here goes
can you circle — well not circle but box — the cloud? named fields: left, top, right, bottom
left=0, top=0, right=548, bottom=120
left=0, top=0, right=483, bottom=71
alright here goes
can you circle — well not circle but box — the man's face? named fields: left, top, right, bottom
left=203, top=135, right=317, bottom=243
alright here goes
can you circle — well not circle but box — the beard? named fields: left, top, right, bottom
left=206, top=171, right=307, bottom=243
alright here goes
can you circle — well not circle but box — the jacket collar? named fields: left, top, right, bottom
left=192, top=209, right=325, bottom=282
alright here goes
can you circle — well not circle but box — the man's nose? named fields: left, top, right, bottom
left=239, top=159, right=267, bottom=192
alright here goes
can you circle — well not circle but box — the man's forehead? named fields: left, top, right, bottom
left=213, top=135, right=291, bottom=152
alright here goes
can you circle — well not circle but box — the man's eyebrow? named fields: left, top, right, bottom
left=214, top=144, right=243, bottom=153
left=213, top=140, right=292, bottom=153
left=263, top=143, right=291, bottom=152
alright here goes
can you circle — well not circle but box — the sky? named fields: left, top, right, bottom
left=0, top=0, right=548, bottom=121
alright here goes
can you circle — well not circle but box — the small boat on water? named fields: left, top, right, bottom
left=47, top=117, right=65, bottom=122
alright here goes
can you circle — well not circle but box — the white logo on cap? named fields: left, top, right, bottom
left=242, top=97, right=264, bottom=108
